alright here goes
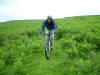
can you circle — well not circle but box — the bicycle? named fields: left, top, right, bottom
left=41, top=32, right=53, bottom=59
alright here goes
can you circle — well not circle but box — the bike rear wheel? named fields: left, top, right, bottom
left=45, top=41, right=51, bottom=59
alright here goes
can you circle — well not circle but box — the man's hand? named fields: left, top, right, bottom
left=54, top=31, right=56, bottom=34
left=40, top=32, right=43, bottom=35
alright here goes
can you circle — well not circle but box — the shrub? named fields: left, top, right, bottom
left=77, top=40, right=91, bottom=58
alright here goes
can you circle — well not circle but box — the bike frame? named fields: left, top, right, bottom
left=41, top=32, right=52, bottom=59
left=48, top=32, right=51, bottom=51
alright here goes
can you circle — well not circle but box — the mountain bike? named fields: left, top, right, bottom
left=41, top=32, right=53, bottom=59
left=45, top=32, right=52, bottom=59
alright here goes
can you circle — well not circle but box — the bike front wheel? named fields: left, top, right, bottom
left=45, top=41, right=51, bottom=59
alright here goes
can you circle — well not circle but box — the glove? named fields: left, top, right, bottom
left=40, top=32, right=43, bottom=35
left=54, top=31, right=56, bottom=34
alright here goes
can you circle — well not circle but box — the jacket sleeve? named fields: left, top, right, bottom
left=52, top=20, right=57, bottom=33
left=40, top=20, right=46, bottom=33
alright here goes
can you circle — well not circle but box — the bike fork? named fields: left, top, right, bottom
left=49, top=41, right=50, bottom=51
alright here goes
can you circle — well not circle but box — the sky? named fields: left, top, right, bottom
left=0, top=0, right=100, bottom=22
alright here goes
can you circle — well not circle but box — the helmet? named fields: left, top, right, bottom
left=47, top=16, right=52, bottom=19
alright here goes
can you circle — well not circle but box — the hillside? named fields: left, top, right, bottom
left=0, top=15, right=100, bottom=75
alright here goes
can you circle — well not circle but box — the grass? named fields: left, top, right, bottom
left=0, top=15, right=100, bottom=75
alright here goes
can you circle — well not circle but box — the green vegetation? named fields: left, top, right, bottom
left=0, top=15, right=100, bottom=75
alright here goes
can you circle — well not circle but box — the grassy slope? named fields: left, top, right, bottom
left=0, top=15, right=100, bottom=75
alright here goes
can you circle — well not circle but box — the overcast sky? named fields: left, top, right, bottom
left=0, top=0, right=100, bottom=22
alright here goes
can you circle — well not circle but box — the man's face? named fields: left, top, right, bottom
left=48, top=19, right=51, bottom=22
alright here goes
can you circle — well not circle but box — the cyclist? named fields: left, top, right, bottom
left=40, top=16, right=57, bottom=50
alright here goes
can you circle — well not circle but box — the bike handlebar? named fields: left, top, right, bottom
left=41, top=33, right=54, bottom=35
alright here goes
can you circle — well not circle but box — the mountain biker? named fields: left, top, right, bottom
left=40, top=16, right=57, bottom=50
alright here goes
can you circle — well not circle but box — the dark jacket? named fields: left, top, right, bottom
left=40, top=20, right=57, bottom=33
